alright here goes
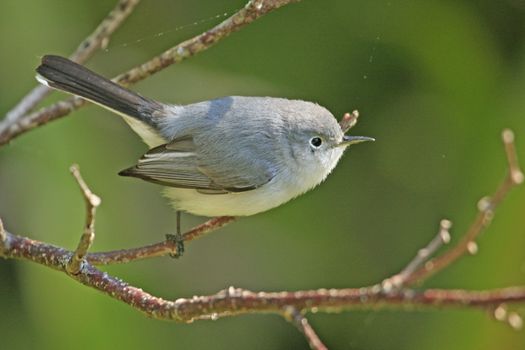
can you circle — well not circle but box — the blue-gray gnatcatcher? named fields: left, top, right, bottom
left=36, top=55, right=374, bottom=218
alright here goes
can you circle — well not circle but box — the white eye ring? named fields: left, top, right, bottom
left=310, top=137, right=323, bottom=148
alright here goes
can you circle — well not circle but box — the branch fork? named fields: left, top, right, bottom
left=381, top=219, right=452, bottom=293
left=66, top=165, right=101, bottom=275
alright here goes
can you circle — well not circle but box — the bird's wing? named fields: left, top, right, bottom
left=119, top=135, right=274, bottom=194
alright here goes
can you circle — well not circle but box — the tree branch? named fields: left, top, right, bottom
left=1, top=228, right=525, bottom=323
left=85, top=216, right=235, bottom=265
left=405, top=129, right=524, bottom=285
left=381, top=219, right=452, bottom=292
left=284, top=307, right=328, bottom=350
left=66, top=165, right=101, bottom=274
left=0, top=0, right=141, bottom=134
left=0, top=0, right=301, bottom=146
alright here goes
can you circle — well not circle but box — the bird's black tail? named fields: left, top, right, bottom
left=36, top=55, right=162, bottom=125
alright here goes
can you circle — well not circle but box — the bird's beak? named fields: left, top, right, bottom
left=337, top=135, right=375, bottom=147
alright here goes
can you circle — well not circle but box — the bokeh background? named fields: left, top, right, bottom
left=1, top=0, right=525, bottom=349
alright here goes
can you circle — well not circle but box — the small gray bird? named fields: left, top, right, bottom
left=36, top=55, right=373, bottom=219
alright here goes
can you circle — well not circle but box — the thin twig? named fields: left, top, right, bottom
left=0, top=0, right=301, bottom=146
left=406, top=129, right=523, bottom=284
left=66, top=165, right=101, bottom=274
left=1, top=0, right=140, bottom=131
left=182, top=216, right=236, bottom=242
left=381, top=219, right=452, bottom=292
left=339, top=110, right=360, bottom=133
left=86, top=238, right=179, bottom=265
left=284, top=307, right=328, bottom=350
left=0, top=218, right=5, bottom=254
left=68, top=0, right=141, bottom=63
left=502, top=129, right=524, bottom=185
left=3, top=86, right=51, bottom=127
left=86, top=216, right=236, bottom=265
left=1, top=230, right=525, bottom=322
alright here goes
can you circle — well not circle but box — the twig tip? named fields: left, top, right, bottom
left=508, top=312, right=523, bottom=330
left=91, top=194, right=102, bottom=207
left=440, top=219, right=452, bottom=230
left=513, top=172, right=525, bottom=185
left=466, top=241, right=478, bottom=255
left=501, top=129, right=524, bottom=185
left=477, top=196, right=493, bottom=212
left=70, top=163, right=80, bottom=174
left=69, top=164, right=101, bottom=207
left=339, top=110, right=360, bottom=132
left=439, top=219, right=452, bottom=244
left=502, top=129, right=514, bottom=144
left=493, top=304, right=507, bottom=321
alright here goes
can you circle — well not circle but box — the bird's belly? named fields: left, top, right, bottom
left=163, top=181, right=301, bottom=217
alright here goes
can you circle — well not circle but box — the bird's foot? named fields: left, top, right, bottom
left=165, top=233, right=185, bottom=259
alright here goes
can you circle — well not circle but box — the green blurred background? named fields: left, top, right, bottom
left=1, top=0, right=525, bottom=349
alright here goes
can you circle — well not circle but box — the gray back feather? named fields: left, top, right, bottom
left=122, top=96, right=341, bottom=193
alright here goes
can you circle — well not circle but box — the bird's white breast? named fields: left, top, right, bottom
left=164, top=178, right=300, bottom=217
left=163, top=147, right=345, bottom=217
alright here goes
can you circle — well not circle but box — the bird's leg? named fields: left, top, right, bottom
left=165, top=210, right=185, bottom=258
left=177, top=210, right=181, bottom=235
left=86, top=216, right=236, bottom=265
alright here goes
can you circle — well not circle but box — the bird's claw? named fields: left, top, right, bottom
left=166, top=233, right=185, bottom=259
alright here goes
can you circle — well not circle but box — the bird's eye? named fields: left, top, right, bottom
left=310, top=137, right=323, bottom=148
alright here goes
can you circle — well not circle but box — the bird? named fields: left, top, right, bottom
left=36, top=55, right=374, bottom=253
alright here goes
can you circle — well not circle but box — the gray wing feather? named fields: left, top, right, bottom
left=119, top=135, right=274, bottom=193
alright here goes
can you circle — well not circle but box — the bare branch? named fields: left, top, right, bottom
left=173, top=286, right=525, bottom=321
left=284, top=307, right=328, bottom=350
left=3, top=85, right=51, bottom=128
left=112, top=0, right=300, bottom=87
left=1, top=0, right=141, bottom=131
left=86, top=216, right=236, bottom=265
left=502, top=129, right=524, bottom=185
left=66, top=165, right=101, bottom=275
left=182, top=216, right=236, bottom=242
left=405, top=129, right=523, bottom=284
left=2, top=229, right=525, bottom=322
left=381, top=219, right=452, bottom=292
left=68, top=0, right=141, bottom=63
left=0, top=0, right=301, bottom=146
